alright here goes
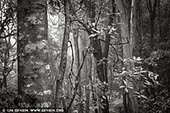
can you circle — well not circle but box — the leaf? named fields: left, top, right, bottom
left=110, top=35, right=117, bottom=40
left=89, top=33, right=98, bottom=38
left=139, top=71, right=147, bottom=73
left=140, top=95, right=147, bottom=99
left=144, top=81, right=151, bottom=86
left=43, top=90, right=52, bottom=95
left=133, top=72, right=140, bottom=75
left=125, top=88, right=128, bottom=93
left=154, top=74, right=159, bottom=80
left=148, top=71, right=154, bottom=77
left=91, top=28, right=100, bottom=34
left=123, top=80, right=127, bottom=86
left=128, top=86, right=133, bottom=89
left=137, top=57, right=142, bottom=61
left=26, top=83, right=33, bottom=87
left=102, top=95, right=106, bottom=99
left=119, top=71, right=127, bottom=76
left=119, top=85, right=125, bottom=89
left=134, top=91, right=140, bottom=95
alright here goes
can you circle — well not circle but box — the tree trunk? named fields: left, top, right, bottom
left=116, top=0, right=138, bottom=113
left=17, top=0, right=52, bottom=107
left=80, top=30, right=91, bottom=113
left=116, top=0, right=132, bottom=59
left=83, top=0, right=110, bottom=112
left=73, top=29, right=83, bottom=113
left=133, top=0, right=142, bottom=57
left=85, top=55, right=92, bottom=113
left=90, top=28, right=109, bottom=113
left=55, top=0, right=71, bottom=111
left=2, top=48, right=8, bottom=89
left=157, top=0, right=161, bottom=43
left=146, top=0, right=158, bottom=50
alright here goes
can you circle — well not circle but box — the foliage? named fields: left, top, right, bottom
left=109, top=56, right=160, bottom=112
left=139, top=47, right=170, bottom=113
left=0, top=88, right=17, bottom=108
left=139, top=89, right=170, bottom=113
left=131, top=0, right=170, bottom=112
left=0, top=0, right=17, bottom=89
left=146, top=50, right=170, bottom=85
left=0, top=0, right=170, bottom=112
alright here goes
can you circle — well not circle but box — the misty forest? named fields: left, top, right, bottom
left=0, top=0, right=170, bottom=113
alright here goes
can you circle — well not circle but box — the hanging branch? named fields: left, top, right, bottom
left=68, top=41, right=76, bottom=78
left=66, top=47, right=88, bottom=111
left=67, top=41, right=79, bottom=95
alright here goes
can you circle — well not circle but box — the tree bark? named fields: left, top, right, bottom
left=85, top=55, right=92, bottom=113
left=116, top=0, right=138, bottom=113
left=80, top=30, right=91, bottom=113
left=146, top=0, right=158, bottom=50
left=17, top=0, right=52, bottom=107
left=55, top=0, right=71, bottom=111
left=83, top=0, right=110, bottom=112
left=73, top=29, right=83, bottom=113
